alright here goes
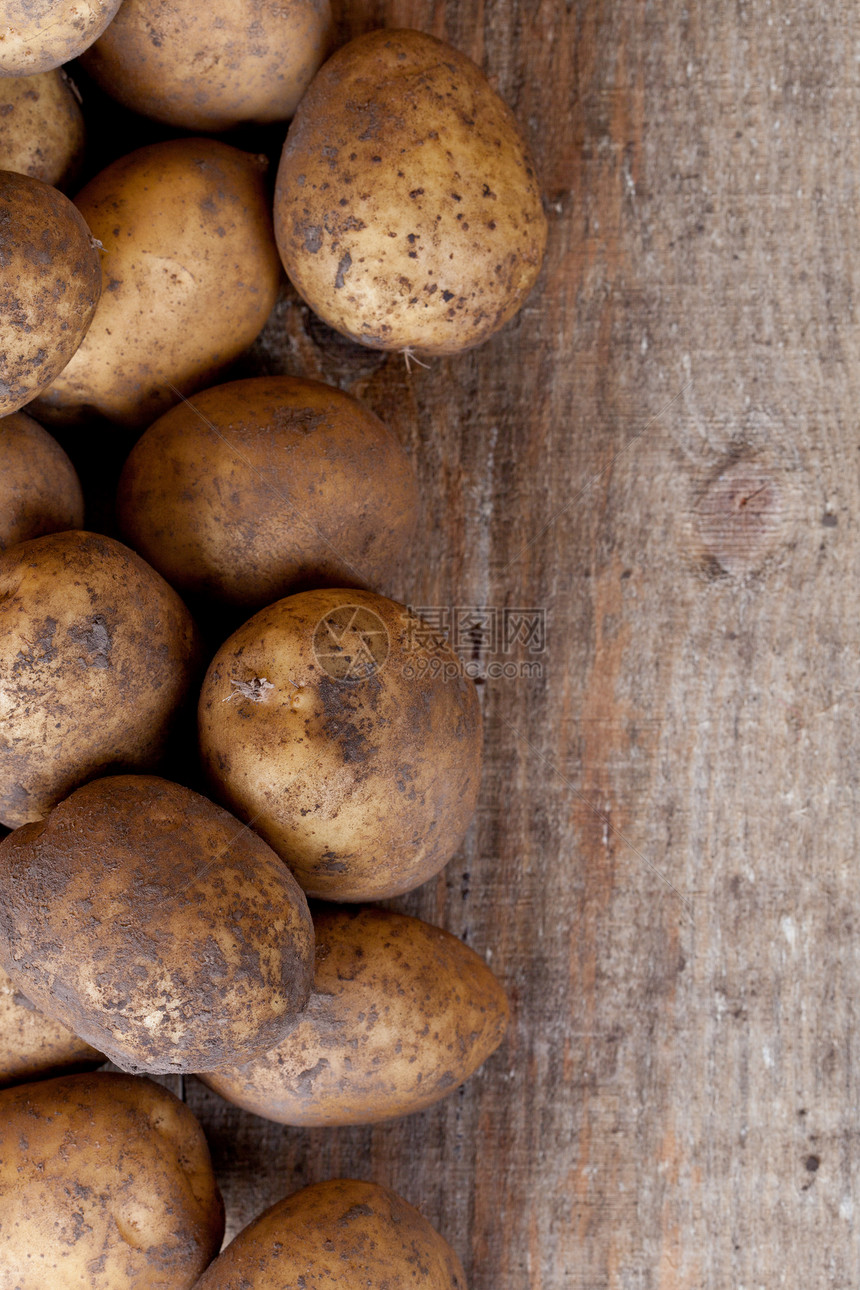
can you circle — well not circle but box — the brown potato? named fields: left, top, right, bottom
left=201, top=906, right=508, bottom=1125
left=195, top=1178, right=466, bottom=1290
left=32, top=138, right=282, bottom=431
left=82, top=0, right=333, bottom=131
left=0, top=775, right=315, bottom=1073
left=0, top=169, right=100, bottom=417
left=116, top=375, right=420, bottom=608
left=0, top=964, right=102, bottom=1089
left=0, top=70, right=85, bottom=189
left=0, top=1, right=123, bottom=75
left=0, top=411, right=83, bottom=550
left=0, top=1071, right=224, bottom=1289
left=198, top=588, right=483, bottom=901
left=274, top=28, right=547, bottom=356
left=0, top=529, right=199, bottom=828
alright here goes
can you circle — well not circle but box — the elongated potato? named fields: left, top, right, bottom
left=195, top=1178, right=466, bottom=1290
left=0, top=965, right=102, bottom=1089
left=202, top=906, right=508, bottom=1125
left=0, top=1, right=124, bottom=76
left=0, top=1072, right=224, bottom=1289
left=0, top=70, right=84, bottom=189
left=33, top=138, right=281, bottom=431
left=0, top=411, right=83, bottom=551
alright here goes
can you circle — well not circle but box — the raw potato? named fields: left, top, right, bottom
left=0, top=70, right=85, bottom=189
left=195, top=1178, right=466, bottom=1290
left=198, top=587, right=483, bottom=901
left=0, top=411, right=84, bottom=550
left=0, top=1, right=124, bottom=75
left=82, top=0, right=333, bottom=131
left=0, top=775, right=315, bottom=1074
left=274, top=27, right=547, bottom=355
left=0, top=170, right=100, bottom=417
left=0, top=1072, right=224, bottom=1289
left=32, top=138, right=282, bottom=431
left=201, top=906, right=509, bottom=1126
left=0, top=529, right=199, bottom=828
left=117, top=375, right=420, bottom=608
left=0, top=964, right=102, bottom=1089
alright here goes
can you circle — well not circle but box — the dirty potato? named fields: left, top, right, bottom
left=274, top=28, right=547, bottom=355
left=0, top=775, right=315, bottom=1074
left=202, top=906, right=508, bottom=1126
left=0, top=70, right=85, bottom=189
left=0, top=1, right=124, bottom=75
left=0, top=1072, right=224, bottom=1289
left=195, top=1178, right=466, bottom=1290
left=0, top=964, right=102, bottom=1090
left=0, top=411, right=83, bottom=550
left=117, top=375, right=419, bottom=608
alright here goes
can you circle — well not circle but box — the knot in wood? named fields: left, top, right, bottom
left=692, top=461, right=789, bottom=576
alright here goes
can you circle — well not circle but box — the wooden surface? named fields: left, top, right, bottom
left=83, top=1, right=860, bottom=1285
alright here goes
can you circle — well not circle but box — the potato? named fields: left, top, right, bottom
left=0, top=529, right=199, bottom=828
left=195, top=1178, right=466, bottom=1290
left=32, top=138, right=282, bottom=431
left=81, top=0, right=333, bottom=132
left=274, top=28, right=547, bottom=356
left=0, top=70, right=84, bottom=189
left=0, top=169, right=100, bottom=417
left=116, top=375, right=420, bottom=608
left=0, top=411, right=83, bottom=550
left=201, top=906, right=508, bottom=1126
left=198, top=588, right=482, bottom=901
left=0, top=1071, right=224, bottom=1289
left=0, top=775, right=315, bottom=1074
left=0, top=964, right=102, bottom=1089
left=0, top=1, right=123, bottom=76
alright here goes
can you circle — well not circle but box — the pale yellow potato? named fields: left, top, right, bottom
left=201, top=906, right=509, bottom=1126
left=0, top=70, right=84, bottom=189
left=0, top=964, right=102, bottom=1089
left=0, top=0, right=123, bottom=75
left=195, top=1178, right=466, bottom=1290
left=82, top=0, right=333, bottom=131
left=0, top=411, right=83, bottom=550
left=274, top=27, right=548, bottom=355
left=33, top=138, right=282, bottom=431
left=0, top=1072, right=224, bottom=1289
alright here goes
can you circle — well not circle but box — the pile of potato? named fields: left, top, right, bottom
left=0, top=4, right=546, bottom=1287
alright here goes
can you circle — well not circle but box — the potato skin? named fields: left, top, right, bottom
left=0, top=170, right=100, bottom=417
left=117, top=375, right=419, bottom=608
left=0, top=1072, right=224, bottom=1289
left=202, top=906, right=508, bottom=1126
left=0, top=964, right=102, bottom=1090
left=0, top=1, right=123, bottom=75
left=0, top=529, right=199, bottom=828
left=0, top=70, right=85, bottom=189
left=82, top=0, right=333, bottom=131
left=0, top=411, right=84, bottom=551
left=32, top=138, right=282, bottom=431
left=198, top=588, right=483, bottom=901
left=274, top=28, right=547, bottom=355
left=195, top=1178, right=466, bottom=1290
left=0, top=775, right=315, bottom=1074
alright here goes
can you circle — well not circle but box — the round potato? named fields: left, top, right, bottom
left=0, top=1, right=123, bottom=76
left=0, top=964, right=102, bottom=1089
left=0, top=1072, right=224, bottom=1289
left=195, top=1178, right=466, bottom=1290
left=198, top=588, right=483, bottom=901
left=202, top=906, right=508, bottom=1126
left=116, top=375, right=420, bottom=608
left=0, top=170, right=100, bottom=417
left=32, top=138, right=282, bottom=431
left=0, top=411, right=84, bottom=550
left=82, top=0, right=333, bottom=131
left=0, top=529, right=199, bottom=828
left=0, top=775, right=315, bottom=1073
left=274, top=27, right=547, bottom=355
left=0, top=70, right=85, bottom=189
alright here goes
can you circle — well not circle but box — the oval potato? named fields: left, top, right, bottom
left=0, top=775, right=315, bottom=1074
left=0, top=70, right=85, bottom=189
left=0, top=1072, right=224, bottom=1289
left=202, top=906, right=508, bottom=1125
left=0, top=964, right=102, bottom=1090
left=0, top=1, right=123, bottom=76
left=274, top=28, right=547, bottom=355
left=195, top=1178, right=466, bottom=1290
left=0, top=411, right=83, bottom=551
